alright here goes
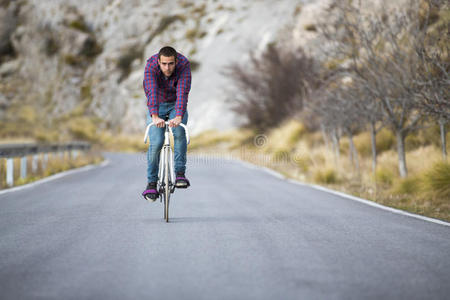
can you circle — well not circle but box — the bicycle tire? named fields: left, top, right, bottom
left=164, top=146, right=170, bottom=222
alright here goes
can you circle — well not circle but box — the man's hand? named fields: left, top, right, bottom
left=169, top=116, right=182, bottom=128
left=152, top=115, right=165, bottom=128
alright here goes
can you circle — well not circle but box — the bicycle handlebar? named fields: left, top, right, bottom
left=143, top=122, right=190, bottom=145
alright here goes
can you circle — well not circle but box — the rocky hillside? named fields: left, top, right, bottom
left=1, top=0, right=321, bottom=138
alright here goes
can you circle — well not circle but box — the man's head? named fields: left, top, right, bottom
left=158, top=46, right=177, bottom=77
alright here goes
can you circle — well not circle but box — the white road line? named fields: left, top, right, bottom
left=236, top=159, right=450, bottom=227
left=0, top=160, right=110, bottom=196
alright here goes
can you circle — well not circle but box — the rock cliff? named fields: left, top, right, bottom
left=2, top=0, right=319, bottom=137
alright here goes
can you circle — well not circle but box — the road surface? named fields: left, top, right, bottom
left=1, top=153, right=449, bottom=299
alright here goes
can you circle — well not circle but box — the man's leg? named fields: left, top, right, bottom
left=147, top=125, right=164, bottom=183
left=143, top=106, right=168, bottom=201
left=146, top=105, right=171, bottom=182
left=169, top=109, right=189, bottom=186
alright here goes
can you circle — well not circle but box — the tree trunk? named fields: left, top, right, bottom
left=348, top=134, right=354, bottom=166
left=320, top=123, right=330, bottom=151
left=331, top=128, right=340, bottom=166
left=370, top=121, right=377, bottom=174
left=395, top=129, right=408, bottom=178
left=348, top=131, right=360, bottom=174
left=439, top=117, right=447, bottom=160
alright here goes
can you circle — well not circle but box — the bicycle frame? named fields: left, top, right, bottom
left=144, top=121, right=189, bottom=222
left=158, top=125, right=176, bottom=194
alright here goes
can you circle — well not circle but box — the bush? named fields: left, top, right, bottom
left=304, top=24, right=317, bottom=31
left=354, top=132, right=372, bottom=156
left=405, top=134, right=423, bottom=151
left=286, top=121, right=306, bottom=145
left=68, top=20, right=90, bottom=32
left=185, top=28, right=207, bottom=40
left=423, top=161, right=450, bottom=198
left=191, top=4, right=206, bottom=16
left=68, top=117, right=97, bottom=141
left=266, top=120, right=306, bottom=152
left=18, top=105, right=37, bottom=124
left=349, top=129, right=396, bottom=157
left=117, top=47, right=143, bottom=81
left=44, top=35, right=59, bottom=56
left=180, top=1, right=194, bottom=8
left=64, top=54, right=83, bottom=66
left=224, top=44, right=319, bottom=131
left=292, top=153, right=309, bottom=172
left=190, top=60, right=200, bottom=72
left=376, top=128, right=395, bottom=153
left=314, top=169, right=338, bottom=184
left=79, top=36, right=102, bottom=58
left=340, top=138, right=349, bottom=155
left=185, top=28, right=198, bottom=40
left=408, top=124, right=445, bottom=148
left=392, top=176, right=421, bottom=195
left=375, top=168, right=394, bottom=186
left=155, top=15, right=186, bottom=33
left=35, top=129, right=59, bottom=143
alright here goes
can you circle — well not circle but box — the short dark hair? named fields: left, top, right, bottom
left=158, top=46, right=177, bottom=59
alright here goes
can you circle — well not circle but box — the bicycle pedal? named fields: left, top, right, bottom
left=144, top=194, right=158, bottom=202
left=175, top=183, right=189, bottom=188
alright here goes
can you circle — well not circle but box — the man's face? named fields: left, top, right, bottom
left=158, top=55, right=176, bottom=77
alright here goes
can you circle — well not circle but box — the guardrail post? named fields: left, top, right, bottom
left=6, top=158, right=13, bottom=186
left=0, top=142, right=91, bottom=189
left=43, top=153, right=48, bottom=170
left=20, top=156, right=27, bottom=179
left=32, top=155, right=38, bottom=173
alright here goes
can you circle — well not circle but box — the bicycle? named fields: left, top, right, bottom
left=143, top=120, right=190, bottom=222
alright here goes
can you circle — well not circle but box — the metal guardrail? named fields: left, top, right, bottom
left=0, top=142, right=91, bottom=158
left=0, top=142, right=91, bottom=187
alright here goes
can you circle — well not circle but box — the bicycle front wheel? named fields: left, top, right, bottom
left=164, top=147, right=170, bottom=222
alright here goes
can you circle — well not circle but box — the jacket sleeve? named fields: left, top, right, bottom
left=175, top=62, right=191, bottom=117
left=143, top=60, right=159, bottom=116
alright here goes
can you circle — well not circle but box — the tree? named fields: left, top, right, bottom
left=224, top=44, right=318, bottom=131
left=318, top=0, right=430, bottom=177
left=413, top=0, right=450, bottom=159
left=306, top=76, right=366, bottom=173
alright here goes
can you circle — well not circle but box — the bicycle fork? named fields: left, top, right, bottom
left=158, top=126, right=176, bottom=195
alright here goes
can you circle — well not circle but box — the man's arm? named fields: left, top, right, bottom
left=143, top=59, right=160, bottom=117
left=143, top=59, right=165, bottom=128
left=175, top=61, right=191, bottom=117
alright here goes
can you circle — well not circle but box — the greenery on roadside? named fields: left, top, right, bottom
left=216, top=0, right=449, bottom=221
left=188, top=119, right=450, bottom=222
left=224, top=0, right=449, bottom=181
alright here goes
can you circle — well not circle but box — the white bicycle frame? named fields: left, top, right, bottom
left=144, top=121, right=189, bottom=222
left=144, top=121, right=190, bottom=191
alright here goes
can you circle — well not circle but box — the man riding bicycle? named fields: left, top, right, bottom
left=142, top=46, right=191, bottom=201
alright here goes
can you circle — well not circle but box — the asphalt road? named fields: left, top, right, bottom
left=1, top=153, right=449, bottom=300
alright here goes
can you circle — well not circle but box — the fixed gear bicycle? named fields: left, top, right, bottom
left=143, top=120, right=190, bottom=222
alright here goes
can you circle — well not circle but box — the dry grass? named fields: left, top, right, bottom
left=263, top=120, right=306, bottom=153
left=0, top=138, right=35, bottom=145
left=189, top=122, right=450, bottom=222
left=99, top=133, right=146, bottom=152
left=189, top=129, right=254, bottom=152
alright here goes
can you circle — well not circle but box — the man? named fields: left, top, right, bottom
left=142, top=46, right=191, bottom=201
